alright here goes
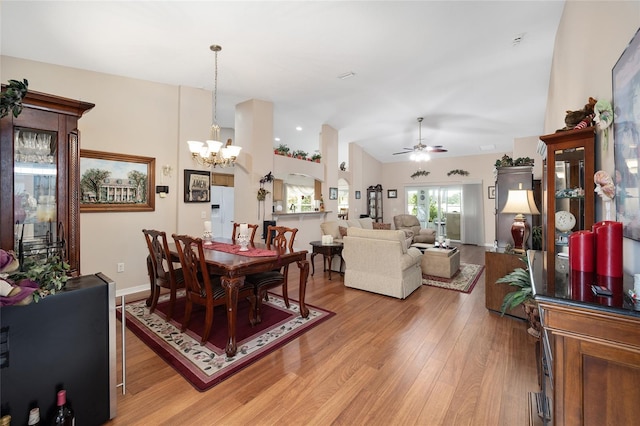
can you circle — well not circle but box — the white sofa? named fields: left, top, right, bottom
left=342, top=227, right=423, bottom=299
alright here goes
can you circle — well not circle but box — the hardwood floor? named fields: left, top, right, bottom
left=107, top=244, right=538, bottom=425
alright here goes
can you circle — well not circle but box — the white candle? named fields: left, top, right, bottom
left=204, top=221, right=212, bottom=232
left=239, top=223, right=248, bottom=236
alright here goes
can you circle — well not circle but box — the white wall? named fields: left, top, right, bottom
left=382, top=153, right=500, bottom=246
left=544, top=1, right=640, bottom=274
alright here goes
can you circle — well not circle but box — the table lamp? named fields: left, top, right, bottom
left=501, top=184, right=540, bottom=253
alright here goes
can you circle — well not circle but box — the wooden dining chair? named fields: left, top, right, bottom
left=231, top=223, right=259, bottom=243
left=171, top=233, right=256, bottom=344
left=142, top=229, right=185, bottom=321
left=245, top=225, right=298, bottom=317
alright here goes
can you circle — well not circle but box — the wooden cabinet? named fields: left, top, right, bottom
left=539, top=127, right=595, bottom=292
left=0, top=89, right=94, bottom=276
left=211, top=172, right=234, bottom=187
left=367, top=184, right=383, bottom=222
left=484, top=250, right=527, bottom=320
left=537, top=300, right=640, bottom=425
left=273, top=178, right=283, bottom=201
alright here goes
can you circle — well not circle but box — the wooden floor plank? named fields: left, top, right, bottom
left=107, top=244, right=538, bottom=425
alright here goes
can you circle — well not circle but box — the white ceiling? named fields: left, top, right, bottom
left=1, top=1, right=565, bottom=164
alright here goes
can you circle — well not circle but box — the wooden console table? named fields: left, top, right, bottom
left=485, top=250, right=527, bottom=320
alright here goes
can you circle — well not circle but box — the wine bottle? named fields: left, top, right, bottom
left=53, top=390, right=74, bottom=426
left=27, top=407, right=40, bottom=426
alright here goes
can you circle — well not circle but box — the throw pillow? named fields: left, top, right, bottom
left=373, top=222, right=391, bottom=230
left=339, top=226, right=348, bottom=238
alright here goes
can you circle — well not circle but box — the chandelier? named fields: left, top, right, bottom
left=187, top=45, right=241, bottom=167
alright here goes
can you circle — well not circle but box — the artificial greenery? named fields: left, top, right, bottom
left=447, top=169, right=469, bottom=177
left=8, top=253, right=70, bottom=303
left=0, top=78, right=29, bottom=118
left=291, top=149, right=308, bottom=159
left=494, top=154, right=534, bottom=168
left=274, top=144, right=290, bottom=155
left=532, top=226, right=542, bottom=251
left=311, top=152, right=322, bottom=162
left=411, top=170, right=430, bottom=179
left=496, top=255, right=532, bottom=315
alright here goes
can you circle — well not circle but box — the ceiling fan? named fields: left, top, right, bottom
left=392, top=117, right=448, bottom=159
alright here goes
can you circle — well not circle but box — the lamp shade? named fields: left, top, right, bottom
left=501, top=189, right=540, bottom=215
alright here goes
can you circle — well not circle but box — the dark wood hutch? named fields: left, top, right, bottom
left=0, top=88, right=94, bottom=275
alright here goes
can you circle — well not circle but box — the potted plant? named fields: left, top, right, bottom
left=292, top=150, right=307, bottom=160
left=274, top=143, right=290, bottom=156
left=496, top=255, right=540, bottom=338
left=0, top=78, right=29, bottom=118
left=311, top=152, right=321, bottom=163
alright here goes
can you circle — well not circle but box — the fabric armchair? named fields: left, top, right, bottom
left=342, top=228, right=423, bottom=299
left=393, top=214, right=436, bottom=244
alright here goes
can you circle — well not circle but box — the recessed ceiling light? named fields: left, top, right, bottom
left=337, top=71, right=356, bottom=80
left=296, top=126, right=303, bottom=131
left=480, top=144, right=495, bottom=151
left=274, top=137, right=280, bottom=142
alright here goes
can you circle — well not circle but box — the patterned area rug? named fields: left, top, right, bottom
left=120, top=292, right=334, bottom=391
left=422, top=263, right=485, bottom=293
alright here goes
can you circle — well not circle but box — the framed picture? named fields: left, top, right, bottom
left=355, top=190, right=361, bottom=199
left=184, top=169, right=211, bottom=202
left=329, top=187, right=338, bottom=200
left=488, top=186, right=496, bottom=199
left=80, top=150, right=155, bottom=212
left=613, top=28, right=640, bottom=241
left=387, top=189, right=397, bottom=198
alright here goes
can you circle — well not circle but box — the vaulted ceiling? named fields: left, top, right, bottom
left=1, top=1, right=565, bottom=164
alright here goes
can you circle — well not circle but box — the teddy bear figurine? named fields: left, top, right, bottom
left=557, top=97, right=597, bottom=132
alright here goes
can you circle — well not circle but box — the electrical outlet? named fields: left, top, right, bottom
left=201, top=211, right=207, bottom=219
left=117, top=263, right=125, bottom=273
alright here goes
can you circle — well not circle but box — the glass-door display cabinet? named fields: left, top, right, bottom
left=0, top=88, right=94, bottom=276
left=367, top=184, right=383, bottom=222
left=539, top=127, right=595, bottom=292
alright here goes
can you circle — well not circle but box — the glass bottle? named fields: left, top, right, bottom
left=27, top=408, right=39, bottom=426
left=53, top=390, right=74, bottom=426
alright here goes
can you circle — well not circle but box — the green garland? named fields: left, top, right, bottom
left=411, top=170, right=430, bottom=179
left=447, top=169, right=469, bottom=177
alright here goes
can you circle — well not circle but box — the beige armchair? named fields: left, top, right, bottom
left=393, top=214, right=436, bottom=244
left=342, top=228, right=423, bottom=299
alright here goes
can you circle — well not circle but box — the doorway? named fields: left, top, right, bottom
left=406, top=185, right=462, bottom=240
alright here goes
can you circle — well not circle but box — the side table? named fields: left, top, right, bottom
left=309, top=240, right=344, bottom=280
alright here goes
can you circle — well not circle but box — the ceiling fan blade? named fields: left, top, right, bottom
left=427, top=147, right=448, bottom=153
left=392, top=151, right=411, bottom=155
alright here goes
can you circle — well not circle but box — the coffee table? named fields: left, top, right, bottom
left=421, top=247, right=460, bottom=278
left=310, top=240, right=344, bottom=280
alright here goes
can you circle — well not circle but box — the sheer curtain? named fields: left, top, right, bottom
left=461, top=183, right=485, bottom=245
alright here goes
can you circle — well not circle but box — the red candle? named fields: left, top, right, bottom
left=569, top=231, right=594, bottom=272
left=595, top=274, right=624, bottom=307
left=593, top=221, right=623, bottom=277
left=570, top=269, right=594, bottom=302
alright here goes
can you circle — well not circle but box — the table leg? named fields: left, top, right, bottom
left=310, top=252, right=318, bottom=276
left=221, top=275, right=243, bottom=357
left=297, top=259, right=310, bottom=318
left=324, top=254, right=333, bottom=280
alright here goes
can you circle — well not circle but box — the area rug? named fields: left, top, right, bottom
left=422, top=263, right=484, bottom=293
left=120, top=292, right=334, bottom=391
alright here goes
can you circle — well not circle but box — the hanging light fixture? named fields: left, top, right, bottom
left=410, top=118, right=431, bottom=162
left=187, top=44, right=242, bottom=167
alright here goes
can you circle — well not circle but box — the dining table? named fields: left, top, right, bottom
left=167, top=237, right=310, bottom=357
